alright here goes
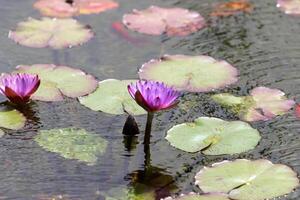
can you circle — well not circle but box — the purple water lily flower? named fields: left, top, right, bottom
left=0, top=73, right=40, bottom=104
left=128, top=80, right=180, bottom=113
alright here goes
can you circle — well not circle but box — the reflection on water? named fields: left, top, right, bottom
left=0, top=0, right=299, bottom=199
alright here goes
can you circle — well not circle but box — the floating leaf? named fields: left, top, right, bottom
left=0, top=105, right=26, bottom=130
left=15, top=64, right=98, bottom=102
left=101, top=184, right=155, bottom=200
left=34, top=0, right=118, bottom=17
left=35, top=128, right=108, bottom=165
left=212, top=87, right=295, bottom=122
left=123, top=6, right=206, bottom=36
left=195, top=159, right=299, bottom=200
left=162, top=193, right=230, bottom=200
left=139, top=55, right=238, bottom=92
left=79, top=79, right=146, bottom=115
left=166, top=117, right=260, bottom=155
left=295, top=103, right=300, bottom=118
left=277, top=0, right=300, bottom=15
left=210, top=1, right=253, bottom=17
left=9, top=17, right=94, bottom=49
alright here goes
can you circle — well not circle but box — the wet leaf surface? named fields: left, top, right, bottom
left=123, top=6, right=205, bottom=36
left=166, top=117, right=260, bottom=155
left=0, top=105, right=26, bottom=130
left=277, top=0, right=300, bottom=15
left=139, top=55, right=238, bottom=92
left=15, top=64, right=98, bottom=101
left=34, top=0, right=118, bottom=17
left=9, top=17, right=94, bottom=49
left=212, top=87, right=295, bottom=121
left=195, top=159, right=299, bottom=200
left=79, top=79, right=146, bottom=115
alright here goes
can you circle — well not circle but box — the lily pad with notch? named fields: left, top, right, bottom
left=166, top=117, right=260, bottom=155
left=79, top=79, right=147, bottom=115
left=15, top=64, right=98, bottom=102
left=195, top=159, right=300, bottom=200
left=9, top=17, right=94, bottom=49
left=139, top=55, right=238, bottom=92
left=35, top=128, right=108, bottom=165
left=0, top=105, right=26, bottom=130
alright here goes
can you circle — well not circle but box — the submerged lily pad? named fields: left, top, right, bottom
left=15, top=64, right=98, bottom=101
left=212, top=87, right=295, bottom=122
left=79, top=79, right=146, bottom=115
left=139, top=55, right=238, bottom=92
left=0, top=105, right=26, bottom=130
left=123, top=6, right=206, bottom=36
left=166, top=117, right=260, bottom=155
left=35, top=128, right=108, bottom=165
left=195, top=159, right=299, bottom=200
left=9, top=17, right=94, bottom=49
left=162, top=193, right=230, bottom=200
left=34, top=0, right=118, bottom=18
left=277, top=0, right=300, bottom=15
left=101, top=185, right=155, bottom=200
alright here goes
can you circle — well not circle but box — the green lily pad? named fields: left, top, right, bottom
left=139, top=55, right=238, bottom=92
left=165, top=117, right=260, bottom=155
left=15, top=64, right=98, bottom=101
left=35, top=128, right=108, bottom=165
left=162, top=193, right=230, bottom=200
left=195, top=159, right=300, bottom=200
left=9, top=17, right=94, bottom=49
left=0, top=105, right=26, bottom=130
left=101, top=184, right=155, bottom=200
left=79, top=79, right=147, bottom=115
left=212, top=87, right=295, bottom=122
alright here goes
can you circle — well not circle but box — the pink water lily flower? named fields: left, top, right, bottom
left=128, top=80, right=180, bottom=112
left=0, top=73, right=40, bottom=104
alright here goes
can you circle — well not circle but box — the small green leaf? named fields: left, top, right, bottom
left=195, top=159, right=299, bottom=200
left=79, top=79, right=146, bottom=115
left=166, top=117, right=260, bottom=155
left=0, top=105, right=26, bottom=130
left=35, top=128, right=108, bottom=165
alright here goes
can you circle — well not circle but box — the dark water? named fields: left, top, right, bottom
left=0, top=0, right=299, bottom=199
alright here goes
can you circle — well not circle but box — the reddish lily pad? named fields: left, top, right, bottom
left=34, top=0, right=118, bottom=18
left=15, top=64, right=98, bottom=102
left=9, top=17, right=94, bottom=49
left=195, top=159, right=299, bottom=200
left=162, top=193, right=230, bottom=200
left=139, top=55, right=238, bottom=92
left=123, top=6, right=206, bottom=36
left=295, top=103, right=300, bottom=118
left=212, top=87, right=295, bottom=122
left=277, top=0, right=300, bottom=15
left=210, top=1, right=253, bottom=17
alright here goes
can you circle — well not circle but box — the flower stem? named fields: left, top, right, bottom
left=144, top=112, right=154, bottom=168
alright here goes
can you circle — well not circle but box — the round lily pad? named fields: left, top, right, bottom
left=34, top=0, right=118, bottom=18
left=15, top=64, right=98, bottom=102
left=162, top=193, right=230, bottom=200
left=35, top=128, right=108, bottom=165
left=0, top=105, right=26, bottom=130
left=195, top=159, right=300, bottom=200
left=210, top=1, right=253, bottom=17
left=123, top=6, right=206, bottom=36
left=139, top=55, right=238, bottom=92
left=165, top=117, right=260, bottom=155
left=9, top=17, right=94, bottom=49
left=79, top=79, right=146, bottom=115
left=277, top=0, right=300, bottom=15
left=212, top=87, right=295, bottom=122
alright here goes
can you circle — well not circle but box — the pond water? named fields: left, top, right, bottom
left=0, top=0, right=299, bottom=199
